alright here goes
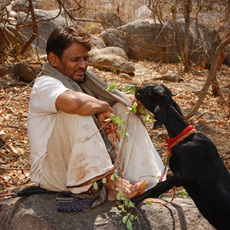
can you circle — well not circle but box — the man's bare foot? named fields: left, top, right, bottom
left=105, top=175, right=148, bottom=201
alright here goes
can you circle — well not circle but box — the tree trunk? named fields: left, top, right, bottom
left=171, top=1, right=190, bottom=71
left=183, top=0, right=191, bottom=67
left=185, top=35, right=230, bottom=119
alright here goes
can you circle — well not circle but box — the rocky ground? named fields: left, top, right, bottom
left=0, top=60, right=229, bottom=198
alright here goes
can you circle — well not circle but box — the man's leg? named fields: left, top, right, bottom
left=112, top=103, right=165, bottom=190
left=40, top=111, right=143, bottom=199
left=40, top=112, right=115, bottom=194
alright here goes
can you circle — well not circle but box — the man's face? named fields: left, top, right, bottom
left=52, top=42, right=89, bottom=83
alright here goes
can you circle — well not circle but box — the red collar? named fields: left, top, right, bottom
left=164, top=125, right=196, bottom=165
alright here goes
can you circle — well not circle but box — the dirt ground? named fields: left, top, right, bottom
left=0, top=61, right=229, bottom=197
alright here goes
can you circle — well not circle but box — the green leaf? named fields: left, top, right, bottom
left=132, top=105, right=137, bottom=113
left=125, top=132, right=130, bottom=142
left=110, top=174, right=115, bottom=181
left=116, top=192, right=123, bottom=200
left=104, top=118, right=112, bottom=123
left=114, top=173, right=119, bottom=178
left=106, top=83, right=121, bottom=92
left=122, top=215, right=128, bottom=224
left=146, top=201, right=153, bottom=205
left=113, top=116, right=120, bottom=124
left=120, top=129, right=125, bottom=136
left=102, top=178, right=107, bottom=184
left=122, top=84, right=136, bottom=94
left=93, top=181, right=98, bottom=190
left=126, top=220, right=132, bottom=230
left=128, top=200, right=135, bottom=208
left=119, top=204, right=127, bottom=213
left=127, top=107, right=132, bottom=112
left=129, top=214, right=135, bottom=221
left=123, top=199, right=128, bottom=206
left=110, top=113, right=116, bottom=118
left=139, top=106, right=145, bottom=115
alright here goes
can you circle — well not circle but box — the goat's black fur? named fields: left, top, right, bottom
left=133, top=84, right=230, bottom=230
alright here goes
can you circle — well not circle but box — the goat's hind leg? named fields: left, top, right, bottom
left=132, top=176, right=181, bottom=204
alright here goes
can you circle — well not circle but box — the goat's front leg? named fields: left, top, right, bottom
left=132, top=176, right=181, bottom=204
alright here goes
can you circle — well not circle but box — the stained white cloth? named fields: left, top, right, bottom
left=28, top=76, right=68, bottom=185
left=28, top=66, right=165, bottom=194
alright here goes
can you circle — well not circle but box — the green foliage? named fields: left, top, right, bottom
left=127, top=102, right=152, bottom=124
left=93, top=181, right=98, bottom=190
left=122, top=84, right=136, bottom=95
left=177, top=187, right=189, bottom=198
left=106, top=83, right=121, bottom=92
left=106, top=83, right=136, bottom=95
left=105, top=83, right=156, bottom=229
left=116, top=188, right=137, bottom=230
left=177, top=55, right=182, bottom=63
left=167, top=3, right=175, bottom=10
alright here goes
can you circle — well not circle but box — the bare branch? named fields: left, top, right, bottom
left=185, top=34, right=230, bottom=119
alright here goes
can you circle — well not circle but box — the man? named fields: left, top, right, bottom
left=28, top=26, right=165, bottom=210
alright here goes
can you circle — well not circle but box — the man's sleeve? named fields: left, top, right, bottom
left=29, top=76, right=68, bottom=116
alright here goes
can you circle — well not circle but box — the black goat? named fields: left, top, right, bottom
left=132, top=84, right=230, bottom=230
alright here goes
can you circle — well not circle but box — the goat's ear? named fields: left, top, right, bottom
left=153, top=105, right=166, bottom=129
left=161, top=84, right=172, bottom=97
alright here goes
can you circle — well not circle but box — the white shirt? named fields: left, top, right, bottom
left=28, top=76, right=68, bottom=185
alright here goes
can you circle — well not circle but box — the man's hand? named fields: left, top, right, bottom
left=97, top=107, right=116, bottom=135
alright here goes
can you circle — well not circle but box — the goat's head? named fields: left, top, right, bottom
left=135, top=84, right=173, bottom=129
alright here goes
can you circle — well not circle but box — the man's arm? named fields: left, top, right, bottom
left=55, top=89, right=115, bottom=118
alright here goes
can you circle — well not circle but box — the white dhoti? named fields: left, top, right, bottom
left=40, top=102, right=165, bottom=194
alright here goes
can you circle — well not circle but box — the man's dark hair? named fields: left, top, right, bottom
left=46, top=26, right=92, bottom=59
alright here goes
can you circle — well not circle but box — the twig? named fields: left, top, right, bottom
left=5, top=79, right=34, bottom=107
left=0, top=166, right=30, bottom=170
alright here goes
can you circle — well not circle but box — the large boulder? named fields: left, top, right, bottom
left=88, top=47, right=135, bottom=75
left=100, top=18, right=224, bottom=67
left=16, top=9, right=72, bottom=54
left=0, top=194, right=215, bottom=229
left=133, top=5, right=152, bottom=20
left=91, top=11, right=126, bottom=29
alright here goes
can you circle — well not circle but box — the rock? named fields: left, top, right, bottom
left=133, top=5, right=152, bottom=20
left=100, top=18, right=223, bottom=67
left=155, top=72, right=183, bottom=82
left=0, top=194, right=215, bottom=230
left=14, top=63, right=40, bottom=82
left=99, top=28, right=128, bottom=53
left=91, top=11, right=125, bottom=29
left=118, top=73, right=133, bottom=80
left=195, top=124, right=217, bottom=134
left=88, top=47, right=135, bottom=75
left=91, top=36, right=106, bottom=49
left=16, top=9, right=72, bottom=54
left=11, top=0, right=46, bottom=12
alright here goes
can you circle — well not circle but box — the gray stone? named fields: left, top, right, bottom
left=100, top=18, right=224, bottom=67
left=14, top=63, right=40, bottom=83
left=0, top=194, right=215, bottom=230
left=16, top=9, right=72, bottom=54
left=89, top=47, right=135, bottom=75
left=91, top=11, right=125, bottom=29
